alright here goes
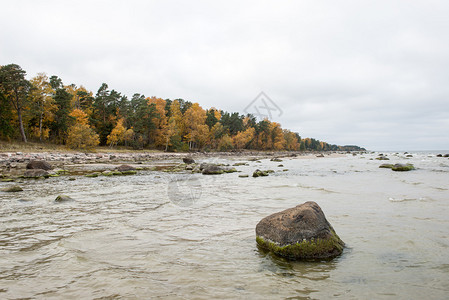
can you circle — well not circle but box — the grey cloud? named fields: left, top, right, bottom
left=1, top=0, right=448, bottom=150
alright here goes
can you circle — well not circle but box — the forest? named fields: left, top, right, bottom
left=0, top=64, right=364, bottom=152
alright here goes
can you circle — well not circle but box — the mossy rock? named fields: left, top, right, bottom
left=102, top=171, right=114, bottom=176
left=253, top=169, right=269, bottom=177
left=233, top=162, right=248, bottom=166
left=121, top=170, right=137, bottom=175
left=376, top=157, right=390, bottom=160
left=256, top=233, right=344, bottom=260
left=266, top=170, right=275, bottom=173
left=256, top=201, right=344, bottom=260
left=112, top=171, right=123, bottom=176
left=379, top=164, right=394, bottom=169
left=392, top=164, right=415, bottom=171
left=223, top=167, right=237, bottom=173
left=238, top=174, right=249, bottom=178
left=2, top=185, right=23, bottom=192
left=85, top=172, right=100, bottom=178
left=1, top=178, right=15, bottom=182
left=202, top=165, right=224, bottom=175
left=270, top=158, right=283, bottom=162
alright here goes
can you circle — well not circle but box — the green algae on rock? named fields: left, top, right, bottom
left=379, top=164, right=394, bottom=169
left=256, top=201, right=344, bottom=260
left=392, top=163, right=415, bottom=171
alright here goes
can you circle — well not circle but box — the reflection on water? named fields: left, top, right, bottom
left=0, top=152, right=448, bottom=299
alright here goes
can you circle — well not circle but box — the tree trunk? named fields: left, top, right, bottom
left=39, top=111, right=43, bottom=142
left=17, top=107, right=27, bottom=143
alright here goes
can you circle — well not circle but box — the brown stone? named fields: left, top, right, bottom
left=26, top=160, right=53, bottom=170
left=117, top=164, right=136, bottom=172
left=256, top=201, right=344, bottom=260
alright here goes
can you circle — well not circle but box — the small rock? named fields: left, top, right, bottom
left=24, top=169, right=49, bottom=178
left=183, top=157, right=195, bottom=164
left=391, top=163, right=415, bottom=171
left=253, top=169, right=268, bottom=177
left=85, top=172, right=100, bottom=177
left=2, top=185, right=23, bottom=192
left=223, top=167, right=237, bottom=173
left=1, top=178, right=15, bottom=182
left=117, top=165, right=136, bottom=172
left=121, top=170, right=137, bottom=175
left=379, top=164, right=394, bottom=169
left=270, top=158, right=283, bottom=162
left=316, top=154, right=324, bottom=158
left=202, top=164, right=224, bottom=175
left=376, top=157, right=390, bottom=161
left=55, top=194, right=74, bottom=202
left=26, top=160, right=53, bottom=170
left=238, top=174, right=249, bottom=178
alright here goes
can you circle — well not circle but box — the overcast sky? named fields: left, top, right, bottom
left=1, top=0, right=448, bottom=151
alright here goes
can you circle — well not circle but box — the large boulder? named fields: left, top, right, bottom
left=24, top=169, right=49, bottom=178
left=256, top=201, right=344, bottom=260
left=26, top=160, right=53, bottom=170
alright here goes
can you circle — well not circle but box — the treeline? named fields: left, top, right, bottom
left=0, top=64, right=365, bottom=152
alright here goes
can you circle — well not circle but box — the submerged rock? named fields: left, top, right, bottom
left=391, top=163, right=415, bottom=171
left=379, top=164, right=394, bottom=169
left=2, top=185, right=23, bottom=192
left=202, top=164, right=224, bottom=175
left=256, top=201, right=344, bottom=260
left=26, top=160, right=53, bottom=170
left=223, top=167, right=237, bottom=173
left=55, top=194, right=74, bottom=202
left=23, top=169, right=49, bottom=178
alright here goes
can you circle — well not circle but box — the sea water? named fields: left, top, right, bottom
left=0, top=152, right=448, bottom=299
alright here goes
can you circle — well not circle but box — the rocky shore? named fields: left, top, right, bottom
left=0, top=150, right=349, bottom=180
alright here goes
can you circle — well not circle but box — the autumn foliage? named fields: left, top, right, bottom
left=0, top=63, right=365, bottom=152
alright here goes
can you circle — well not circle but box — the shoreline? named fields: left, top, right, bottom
left=0, top=150, right=351, bottom=180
